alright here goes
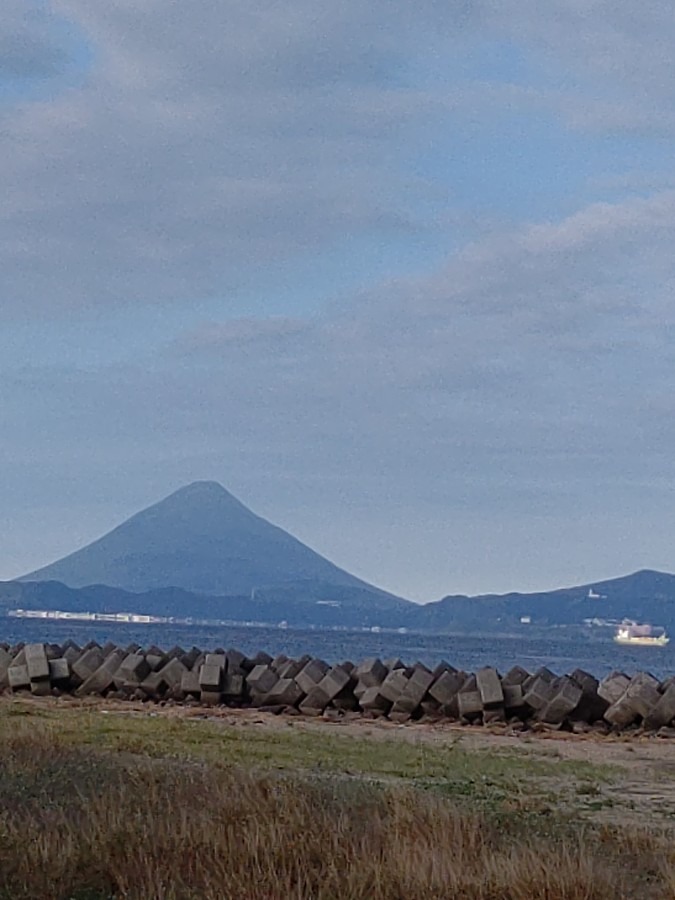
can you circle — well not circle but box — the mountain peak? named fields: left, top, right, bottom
left=173, top=480, right=229, bottom=496
left=19, top=483, right=399, bottom=602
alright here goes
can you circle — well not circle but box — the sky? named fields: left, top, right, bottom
left=3, top=1, right=675, bottom=602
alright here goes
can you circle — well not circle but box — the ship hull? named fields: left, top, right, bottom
left=614, top=636, right=670, bottom=647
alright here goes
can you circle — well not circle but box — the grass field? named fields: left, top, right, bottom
left=1, top=697, right=674, bottom=898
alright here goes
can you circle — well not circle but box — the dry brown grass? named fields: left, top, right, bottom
left=0, top=724, right=669, bottom=900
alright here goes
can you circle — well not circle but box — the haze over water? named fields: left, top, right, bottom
left=6, top=620, right=675, bottom=682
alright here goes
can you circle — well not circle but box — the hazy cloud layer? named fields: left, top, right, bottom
left=2, top=3, right=675, bottom=598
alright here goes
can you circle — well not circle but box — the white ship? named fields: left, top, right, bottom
left=614, top=620, right=670, bottom=647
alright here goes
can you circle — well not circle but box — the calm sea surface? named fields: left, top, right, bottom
left=4, top=619, right=675, bottom=680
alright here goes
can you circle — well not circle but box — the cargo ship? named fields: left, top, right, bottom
left=614, top=621, right=670, bottom=647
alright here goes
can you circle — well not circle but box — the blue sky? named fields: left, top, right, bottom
left=3, top=1, right=675, bottom=601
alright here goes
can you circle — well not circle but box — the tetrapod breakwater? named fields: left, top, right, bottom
left=3, top=639, right=675, bottom=734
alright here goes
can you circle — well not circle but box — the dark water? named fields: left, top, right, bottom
left=5, top=619, right=675, bottom=680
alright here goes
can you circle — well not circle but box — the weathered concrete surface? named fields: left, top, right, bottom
left=354, top=658, right=388, bottom=688
left=598, top=672, right=631, bottom=706
left=429, top=671, right=466, bottom=706
left=8, top=664, right=30, bottom=691
left=295, top=659, right=329, bottom=695
left=316, top=666, right=351, bottom=702
left=379, top=669, right=410, bottom=704
left=199, top=663, right=224, bottom=692
left=538, top=677, right=583, bottom=725
left=246, top=665, right=278, bottom=697
left=457, top=689, right=483, bottom=720
left=476, top=667, right=504, bottom=709
left=644, top=684, right=675, bottom=731
left=72, top=647, right=105, bottom=682
left=25, top=643, right=50, bottom=683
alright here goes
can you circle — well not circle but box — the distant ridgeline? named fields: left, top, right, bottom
left=4, top=569, right=675, bottom=632
left=6, top=482, right=675, bottom=632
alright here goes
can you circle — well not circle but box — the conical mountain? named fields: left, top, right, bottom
left=20, top=482, right=401, bottom=602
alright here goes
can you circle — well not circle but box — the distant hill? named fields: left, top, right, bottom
left=0, top=579, right=407, bottom=628
left=6, top=567, right=675, bottom=633
left=19, top=481, right=410, bottom=613
left=411, top=569, right=675, bottom=632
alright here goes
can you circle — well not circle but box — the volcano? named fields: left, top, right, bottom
left=21, top=481, right=407, bottom=608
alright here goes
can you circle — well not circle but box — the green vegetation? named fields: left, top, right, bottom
left=0, top=700, right=673, bottom=898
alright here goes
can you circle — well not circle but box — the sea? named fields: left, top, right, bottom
left=4, top=619, right=675, bottom=681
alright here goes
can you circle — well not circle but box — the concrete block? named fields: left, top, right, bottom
left=359, top=685, right=391, bottom=712
left=48, top=658, right=71, bottom=686
left=457, top=690, right=483, bottom=719
left=182, top=647, right=203, bottom=669
left=538, top=677, right=583, bottom=724
left=379, top=669, right=410, bottom=704
left=63, top=646, right=81, bottom=665
left=598, top=671, right=630, bottom=706
left=72, top=647, right=105, bottom=682
left=116, top=653, right=151, bottom=688
left=523, top=675, right=558, bottom=712
left=604, top=694, right=640, bottom=728
left=644, top=684, right=675, bottom=730
left=604, top=674, right=660, bottom=727
left=222, top=673, right=245, bottom=698
left=271, top=654, right=289, bottom=672
left=569, top=670, right=607, bottom=722
left=265, top=678, right=304, bottom=707
left=625, top=673, right=661, bottom=719
left=181, top=670, right=201, bottom=696
left=205, top=653, right=227, bottom=670
left=384, top=658, right=405, bottom=671
left=476, top=667, right=504, bottom=709
left=145, top=654, right=165, bottom=672
left=276, top=659, right=304, bottom=680
left=0, top=647, right=12, bottom=690
left=354, top=658, right=388, bottom=688
left=295, top=659, right=329, bottom=695
left=316, top=666, right=351, bottom=701
left=46, top=644, right=63, bottom=660
left=145, top=658, right=188, bottom=693
left=250, top=650, right=273, bottom=667
left=299, top=686, right=330, bottom=715
left=432, top=661, right=457, bottom=680
left=76, top=650, right=125, bottom=696
left=429, top=670, right=466, bottom=706
left=502, top=666, right=530, bottom=686
left=25, top=644, right=50, bottom=683
left=8, top=665, right=30, bottom=691
left=199, top=664, right=223, bottom=692
left=391, top=667, right=434, bottom=715
left=246, top=665, right=278, bottom=696
left=522, top=667, right=555, bottom=694
left=354, top=680, right=369, bottom=700
left=503, top=683, right=525, bottom=710
left=225, top=648, right=247, bottom=673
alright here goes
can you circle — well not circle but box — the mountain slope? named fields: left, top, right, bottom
left=20, top=481, right=407, bottom=606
